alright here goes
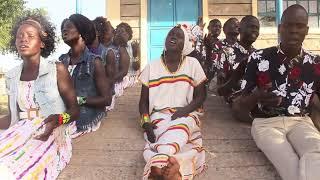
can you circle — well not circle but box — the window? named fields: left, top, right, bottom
left=258, top=0, right=320, bottom=27
left=258, top=0, right=276, bottom=26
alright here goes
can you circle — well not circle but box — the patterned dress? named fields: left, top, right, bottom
left=105, top=44, right=122, bottom=111
left=106, top=44, right=126, bottom=98
left=0, top=81, right=72, bottom=179
left=123, top=41, right=139, bottom=89
left=89, top=43, right=109, bottom=68
left=139, top=56, right=207, bottom=180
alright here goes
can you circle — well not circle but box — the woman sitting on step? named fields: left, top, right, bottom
left=105, top=22, right=131, bottom=98
left=0, top=13, right=79, bottom=179
left=59, top=14, right=112, bottom=138
left=139, top=25, right=207, bottom=180
left=123, top=39, right=140, bottom=89
left=88, top=16, right=109, bottom=63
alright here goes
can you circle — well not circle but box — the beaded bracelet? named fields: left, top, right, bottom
left=77, top=96, right=87, bottom=106
left=58, top=112, right=71, bottom=125
left=140, top=113, right=151, bottom=127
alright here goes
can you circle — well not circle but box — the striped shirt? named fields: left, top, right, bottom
left=139, top=56, right=207, bottom=114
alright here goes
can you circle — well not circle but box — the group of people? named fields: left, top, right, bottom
left=0, top=3, right=320, bottom=180
left=139, top=4, right=320, bottom=180
left=0, top=13, right=139, bottom=179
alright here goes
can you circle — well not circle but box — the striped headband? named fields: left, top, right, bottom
left=21, top=19, right=48, bottom=37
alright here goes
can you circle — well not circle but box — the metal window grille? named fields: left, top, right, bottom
left=258, top=0, right=320, bottom=27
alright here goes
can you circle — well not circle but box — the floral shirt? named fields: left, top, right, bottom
left=218, top=42, right=255, bottom=78
left=204, top=36, right=222, bottom=73
left=204, top=39, right=240, bottom=76
left=215, top=39, right=236, bottom=67
left=241, top=46, right=320, bottom=116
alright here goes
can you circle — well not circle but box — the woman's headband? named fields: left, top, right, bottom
left=21, top=19, right=48, bottom=37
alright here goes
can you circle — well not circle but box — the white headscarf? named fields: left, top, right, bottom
left=180, top=24, right=194, bottom=55
left=164, top=24, right=194, bottom=56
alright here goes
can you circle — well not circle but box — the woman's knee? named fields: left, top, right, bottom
left=157, top=145, right=177, bottom=155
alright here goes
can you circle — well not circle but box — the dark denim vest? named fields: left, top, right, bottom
left=105, top=44, right=120, bottom=71
left=89, top=43, right=108, bottom=65
left=59, top=48, right=105, bottom=131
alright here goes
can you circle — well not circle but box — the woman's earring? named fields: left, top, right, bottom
left=79, top=34, right=85, bottom=42
left=41, top=42, right=45, bottom=48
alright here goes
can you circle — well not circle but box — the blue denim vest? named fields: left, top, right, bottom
left=59, top=48, right=105, bottom=131
left=5, top=59, right=66, bottom=126
left=89, top=43, right=108, bottom=65
left=105, top=44, right=120, bottom=71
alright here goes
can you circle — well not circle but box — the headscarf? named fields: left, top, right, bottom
left=164, top=24, right=194, bottom=56
left=163, top=22, right=205, bottom=56
left=185, top=24, right=203, bottom=43
left=180, top=24, right=194, bottom=55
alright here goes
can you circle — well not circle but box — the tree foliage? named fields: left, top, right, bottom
left=0, top=0, right=47, bottom=53
left=0, top=0, right=25, bottom=52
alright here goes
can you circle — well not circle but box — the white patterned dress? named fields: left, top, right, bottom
left=0, top=81, right=73, bottom=179
left=139, top=56, right=207, bottom=180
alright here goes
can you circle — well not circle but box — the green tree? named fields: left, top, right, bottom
left=25, top=7, right=47, bottom=17
left=0, top=0, right=25, bottom=52
left=0, top=0, right=47, bottom=53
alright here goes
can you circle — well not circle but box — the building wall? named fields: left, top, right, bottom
left=255, top=31, right=320, bottom=54
left=208, top=0, right=253, bottom=23
left=107, top=0, right=320, bottom=67
left=120, top=0, right=141, bottom=40
left=206, top=0, right=320, bottom=54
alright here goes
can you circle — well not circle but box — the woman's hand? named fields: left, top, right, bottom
left=171, top=107, right=189, bottom=120
left=132, top=61, right=140, bottom=71
left=131, top=40, right=139, bottom=58
left=143, top=122, right=157, bottom=143
left=34, top=114, right=59, bottom=141
left=197, top=16, right=206, bottom=30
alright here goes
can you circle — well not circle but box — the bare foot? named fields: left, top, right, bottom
left=149, top=166, right=163, bottom=180
left=162, top=157, right=182, bottom=180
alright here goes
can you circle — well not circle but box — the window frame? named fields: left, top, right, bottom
left=257, top=0, right=320, bottom=27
